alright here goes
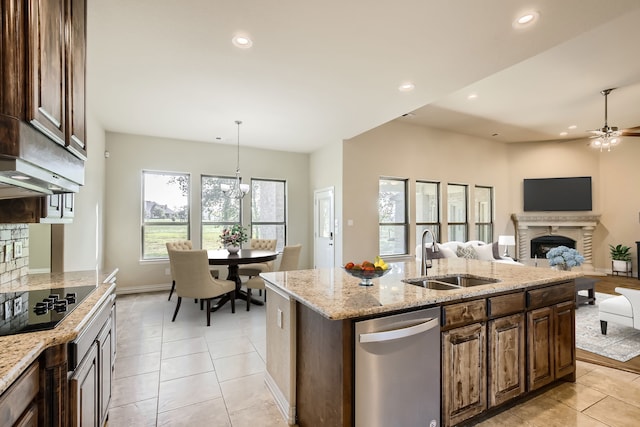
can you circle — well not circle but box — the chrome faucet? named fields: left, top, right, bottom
left=421, top=229, right=439, bottom=276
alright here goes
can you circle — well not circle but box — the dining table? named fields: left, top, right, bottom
left=207, top=248, right=278, bottom=310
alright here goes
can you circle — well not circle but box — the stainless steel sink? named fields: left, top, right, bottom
left=429, top=274, right=500, bottom=287
left=403, top=274, right=500, bottom=290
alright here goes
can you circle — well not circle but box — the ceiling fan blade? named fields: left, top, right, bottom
left=622, top=126, right=640, bottom=137
left=622, top=131, right=640, bottom=137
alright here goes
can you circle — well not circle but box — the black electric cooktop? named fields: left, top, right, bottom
left=0, top=285, right=97, bottom=337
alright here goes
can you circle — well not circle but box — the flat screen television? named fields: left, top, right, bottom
left=523, top=177, right=592, bottom=211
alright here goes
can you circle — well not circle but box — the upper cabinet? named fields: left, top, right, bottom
left=28, top=0, right=87, bottom=160
left=2, top=0, right=88, bottom=160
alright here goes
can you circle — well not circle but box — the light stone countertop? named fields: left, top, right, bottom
left=261, top=258, right=583, bottom=320
left=0, top=270, right=117, bottom=395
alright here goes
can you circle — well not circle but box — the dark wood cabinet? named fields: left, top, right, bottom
left=1, top=0, right=87, bottom=159
left=488, top=313, right=525, bottom=407
left=69, top=343, right=99, bottom=427
left=0, top=362, right=39, bottom=427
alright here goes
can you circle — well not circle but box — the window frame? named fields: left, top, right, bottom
left=447, top=183, right=468, bottom=242
left=415, top=180, right=441, bottom=244
left=250, top=178, right=287, bottom=252
left=474, top=185, right=494, bottom=243
left=141, top=170, right=190, bottom=260
left=378, top=177, right=409, bottom=256
left=201, top=174, right=245, bottom=250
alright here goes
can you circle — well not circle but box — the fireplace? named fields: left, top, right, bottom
left=530, top=235, right=576, bottom=259
left=511, top=213, right=600, bottom=272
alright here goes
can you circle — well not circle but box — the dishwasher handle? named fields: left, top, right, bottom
left=359, top=317, right=439, bottom=343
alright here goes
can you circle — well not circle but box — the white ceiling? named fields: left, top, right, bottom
left=87, top=0, right=640, bottom=153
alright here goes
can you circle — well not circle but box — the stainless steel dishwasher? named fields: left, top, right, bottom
left=355, top=306, right=441, bottom=427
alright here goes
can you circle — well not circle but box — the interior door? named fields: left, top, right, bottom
left=314, top=187, right=335, bottom=268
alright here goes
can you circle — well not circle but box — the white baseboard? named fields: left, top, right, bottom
left=28, top=268, right=51, bottom=274
left=265, top=372, right=296, bottom=425
left=115, top=283, right=171, bottom=295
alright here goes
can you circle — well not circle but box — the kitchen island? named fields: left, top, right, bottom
left=0, top=269, right=117, bottom=426
left=261, top=258, right=581, bottom=427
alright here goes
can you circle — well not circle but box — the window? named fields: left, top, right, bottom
left=142, top=171, right=190, bottom=260
left=475, top=186, right=493, bottom=243
left=379, top=178, right=408, bottom=256
left=416, top=181, right=440, bottom=244
left=447, top=184, right=468, bottom=242
left=251, top=179, right=286, bottom=252
left=201, top=175, right=242, bottom=249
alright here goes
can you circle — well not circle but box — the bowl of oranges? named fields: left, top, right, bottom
left=343, top=256, right=390, bottom=286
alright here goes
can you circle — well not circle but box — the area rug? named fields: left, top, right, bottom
left=575, top=292, right=640, bottom=362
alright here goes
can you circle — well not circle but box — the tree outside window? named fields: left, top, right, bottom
left=379, top=178, right=408, bottom=256
left=202, top=175, right=242, bottom=249
left=251, top=179, right=286, bottom=252
left=142, top=171, right=190, bottom=259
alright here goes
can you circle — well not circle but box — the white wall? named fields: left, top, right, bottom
left=342, top=120, right=511, bottom=264
left=104, top=132, right=310, bottom=291
left=62, top=110, right=107, bottom=271
left=309, top=140, right=343, bottom=267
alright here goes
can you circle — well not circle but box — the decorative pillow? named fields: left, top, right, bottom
left=473, top=243, right=496, bottom=261
left=438, top=246, right=458, bottom=259
left=456, top=245, right=478, bottom=259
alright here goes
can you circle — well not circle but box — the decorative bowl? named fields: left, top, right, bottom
left=343, top=267, right=390, bottom=286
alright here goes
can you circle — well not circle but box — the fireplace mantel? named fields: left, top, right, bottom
left=510, top=213, right=601, bottom=271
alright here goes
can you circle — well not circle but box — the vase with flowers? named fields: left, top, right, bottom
left=219, top=224, right=248, bottom=254
left=546, top=245, right=584, bottom=270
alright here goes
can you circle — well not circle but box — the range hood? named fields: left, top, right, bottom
left=0, top=116, right=84, bottom=200
left=0, top=157, right=80, bottom=199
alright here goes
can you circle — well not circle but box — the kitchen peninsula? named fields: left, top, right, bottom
left=262, top=258, right=581, bottom=427
left=0, top=270, right=117, bottom=427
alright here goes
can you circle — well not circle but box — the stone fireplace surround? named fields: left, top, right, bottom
left=511, top=213, right=600, bottom=272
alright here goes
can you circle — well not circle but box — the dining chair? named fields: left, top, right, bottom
left=166, top=240, right=219, bottom=301
left=237, top=238, right=278, bottom=277
left=169, top=249, right=236, bottom=326
left=244, top=244, right=302, bottom=311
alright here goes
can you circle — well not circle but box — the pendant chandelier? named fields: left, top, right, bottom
left=221, top=120, right=250, bottom=199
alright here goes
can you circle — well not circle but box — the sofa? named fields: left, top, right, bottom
left=415, top=240, right=523, bottom=265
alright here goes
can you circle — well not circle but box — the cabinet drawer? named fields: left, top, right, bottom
left=442, top=299, right=486, bottom=329
left=488, top=292, right=525, bottom=318
left=527, top=282, right=575, bottom=310
left=0, top=362, right=39, bottom=427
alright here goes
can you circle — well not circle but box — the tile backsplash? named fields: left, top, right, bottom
left=0, top=224, right=29, bottom=284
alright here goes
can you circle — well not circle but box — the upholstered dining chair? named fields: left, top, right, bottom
left=169, top=249, right=236, bottom=326
left=166, top=240, right=219, bottom=301
left=244, top=244, right=302, bottom=311
left=237, top=238, right=278, bottom=277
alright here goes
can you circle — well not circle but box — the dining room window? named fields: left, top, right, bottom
left=201, top=175, right=243, bottom=249
left=379, top=177, right=408, bottom=256
left=475, top=185, right=493, bottom=243
left=447, top=183, right=468, bottom=242
left=142, top=171, right=190, bottom=260
left=251, top=178, right=286, bottom=252
left=416, top=180, right=441, bottom=245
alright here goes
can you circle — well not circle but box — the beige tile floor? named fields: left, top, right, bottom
left=109, top=291, right=640, bottom=427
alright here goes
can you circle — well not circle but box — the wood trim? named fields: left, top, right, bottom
left=39, top=343, right=68, bottom=427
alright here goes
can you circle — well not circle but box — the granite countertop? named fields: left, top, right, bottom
left=261, top=258, right=582, bottom=320
left=0, top=269, right=117, bottom=395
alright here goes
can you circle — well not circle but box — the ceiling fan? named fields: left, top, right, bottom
left=588, top=88, right=640, bottom=151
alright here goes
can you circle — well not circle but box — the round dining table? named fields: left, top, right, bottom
left=207, top=249, right=278, bottom=310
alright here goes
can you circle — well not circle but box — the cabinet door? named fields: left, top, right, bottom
left=28, top=0, right=66, bottom=146
left=554, top=301, right=575, bottom=380
left=69, top=342, right=99, bottom=427
left=66, top=0, right=87, bottom=159
left=488, top=313, right=525, bottom=407
left=42, top=195, right=63, bottom=220
left=527, top=306, right=554, bottom=391
left=442, top=322, right=486, bottom=427
left=98, top=319, right=113, bottom=426
left=62, top=193, right=75, bottom=219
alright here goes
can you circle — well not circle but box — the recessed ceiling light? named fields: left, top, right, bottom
left=568, top=125, right=577, bottom=129
left=560, top=131, right=568, bottom=136
left=513, top=11, right=539, bottom=29
left=467, top=93, right=478, bottom=100
left=232, top=34, right=253, bottom=48
left=398, top=82, right=415, bottom=92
